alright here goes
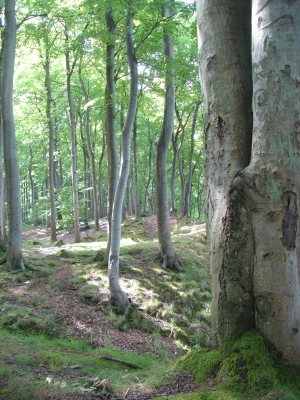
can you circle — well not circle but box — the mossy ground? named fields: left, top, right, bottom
left=169, top=330, right=300, bottom=399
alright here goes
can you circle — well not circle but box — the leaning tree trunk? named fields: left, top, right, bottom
left=246, top=0, right=300, bottom=365
left=197, top=0, right=253, bottom=344
left=45, top=48, right=57, bottom=242
left=155, top=0, right=182, bottom=272
left=108, top=0, right=138, bottom=315
left=0, top=0, right=27, bottom=270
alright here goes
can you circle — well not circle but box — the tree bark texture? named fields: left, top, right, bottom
left=197, top=0, right=254, bottom=345
left=248, top=0, right=300, bottom=365
left=108, top=0, right=138, bottom=315
left=1, top=0, right=25, bottom=270
left=198, top=0, right=300, bottom=365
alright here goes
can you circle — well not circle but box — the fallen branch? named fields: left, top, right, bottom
left=99, top=355, right=139, bottom=369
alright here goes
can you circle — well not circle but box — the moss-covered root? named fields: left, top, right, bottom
left=170, top=331, right=300, bottom=397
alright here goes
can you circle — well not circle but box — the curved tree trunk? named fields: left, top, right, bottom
left=45, top=47, right=57, bottom=242
left=108, top=0, right=138, bottom=315
left=155, top=0, right=182, bottom=271
left=0, top=0, right=26, bottom=270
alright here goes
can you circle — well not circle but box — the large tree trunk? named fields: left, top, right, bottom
left=108, top=0, right=138, bottom=315
left=0, top=0, right=26, bottom=270
left=248, top=0, right=300, bottom=365
left=197, top=0, right=253, bottom=344
left=44, top=48, right=57, bottom=242
left=155, top=0, right=182, bottom=272
left=197, top=0, right=300, bottom=365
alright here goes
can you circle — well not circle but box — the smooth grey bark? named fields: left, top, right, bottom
left=155, top=0, right=182, bottom=271
left=28, top=147, right=37, bottom=225
left=0, top=28, right=6, bottom=248
left=44, top=47, right=57, bottom=242
left=0, top=0, right=26, bottom=270
left=143, top=124, right=154, bottom=215
left=98, top=131, right=106, bottom=218
left=78, top=59, right=99, bottom=230
left=197, top=0, right=253, bottom=344
left=108, top=0, right=138, bottom=315
left=65, top=47, right=80, bottom=243
left=248, top=0, right=300, bottom=365
left=170, top=125, right=180, bottom=214
left=133, top=115, right=140, bottom=219
left=105, top=5, right=118, bottom=263
left=184, top=101, right=201, bottom=217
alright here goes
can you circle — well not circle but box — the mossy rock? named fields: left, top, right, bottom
left=55, top=249, right=70, bottom=258
left=78, top=284, right=99, bottom=305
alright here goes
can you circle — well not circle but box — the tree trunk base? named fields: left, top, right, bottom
left=154, top=252, right=183, bottom=272
left=0, top=255, right=31, bottom=272
left=109, top=289, right=132, bottom=324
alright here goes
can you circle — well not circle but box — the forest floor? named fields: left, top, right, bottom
left=1, top=216, right=299, bottom=400
left=0, top=216, right=212, bottom=399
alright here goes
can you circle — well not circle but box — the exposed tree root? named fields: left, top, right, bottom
left=0, top=255, right=32, bottom=272
left=154, top=252, right=184, bottom=272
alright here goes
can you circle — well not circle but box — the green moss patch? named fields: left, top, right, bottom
left=170, top=331, right=300, bottom=399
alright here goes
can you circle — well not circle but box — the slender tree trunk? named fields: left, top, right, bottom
left=65, top=49, right=80, bottom=243
left=133, top=115, right=140, bottom=218
left=29, top=147, right=38, bottom=225
left=79, top=60, right=99, bottom=229
left=184, top=102, right=200, bottom=217
left=108, top=0, right=138, bottom=315
left=0, top=27, right=5, bottom=248
left=98, top=131, right=106, bottom=218
left=44, top=48, right=57, bottom=242
left=170, top=127, right=180, bottom=214
left=177, top=132, right=185, bottom=217
left=155, top=0, right=182, bottom=271
left=0, top=0, right=26, bottom=270
left=105, top=5, right=118, bottom=262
